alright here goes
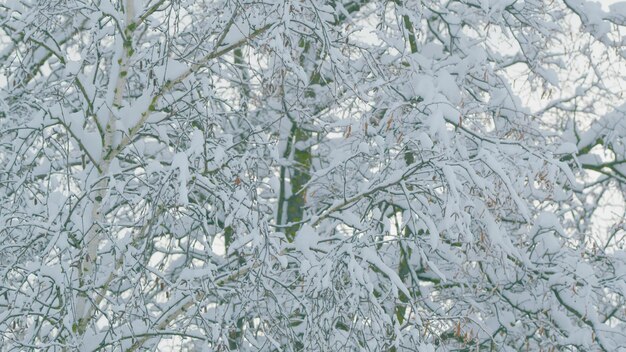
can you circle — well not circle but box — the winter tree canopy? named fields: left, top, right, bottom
left=1, top=0, right=626, bottom=350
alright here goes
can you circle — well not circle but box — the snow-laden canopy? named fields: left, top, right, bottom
left=1, top=0, right=626, bottom=350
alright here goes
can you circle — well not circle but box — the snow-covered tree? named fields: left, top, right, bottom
left=1, top=0, right=626, bottom=350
